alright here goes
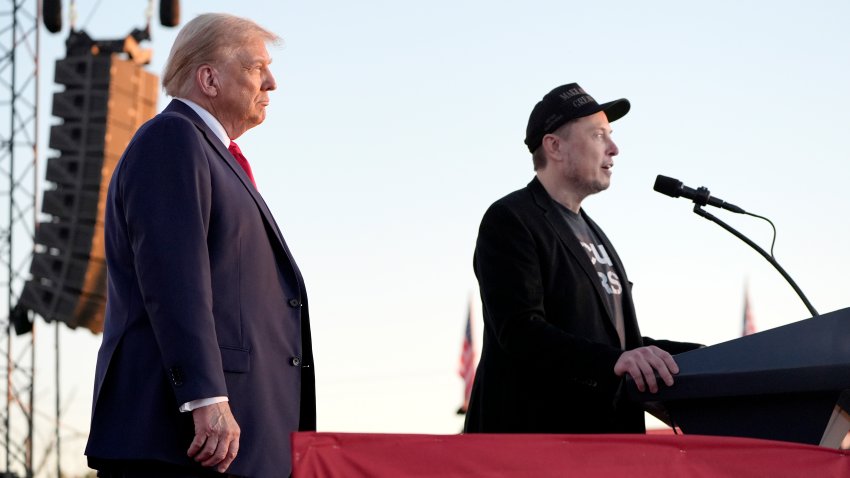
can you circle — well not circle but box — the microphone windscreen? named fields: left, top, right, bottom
left=653, top=175, right=683, bottom=198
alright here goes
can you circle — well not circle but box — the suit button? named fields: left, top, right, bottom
left=169, top=367, right=184, bottom=386
left=290, top=357, right=302, bottom=367
left=289, top=298, right=301, bottom=308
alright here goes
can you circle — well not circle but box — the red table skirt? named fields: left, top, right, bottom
left=292, top=432, right=850, bottom=477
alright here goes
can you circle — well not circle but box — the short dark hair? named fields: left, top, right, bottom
left=531, top=120, right=574, bottom=171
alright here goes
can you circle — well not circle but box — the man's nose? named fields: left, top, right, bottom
left=264, top=70, right=277, bottom=91
left=608, top=138, right=619, bottom=156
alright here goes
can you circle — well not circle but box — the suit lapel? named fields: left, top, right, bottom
left=527, top=178, right=619, bottom=336
left=161, top=100, right=305, bottom=289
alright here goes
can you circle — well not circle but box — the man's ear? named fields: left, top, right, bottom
left=196, top=64, right=218, bottom=98
left=541, top=134, right=563, bottom=162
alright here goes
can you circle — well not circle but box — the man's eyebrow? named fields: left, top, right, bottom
left=244, top=56, right=272, bottom=65
left=242, top=60, right=271, bottom=71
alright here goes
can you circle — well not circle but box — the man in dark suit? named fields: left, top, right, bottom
left=464, top=83, right=700, bottom=434
left=85, top=13, right=315, bottom=477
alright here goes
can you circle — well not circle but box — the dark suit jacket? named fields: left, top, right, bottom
left=85, top=100, right=316, bottom=477
left=464, top=177, right=697, bottom=434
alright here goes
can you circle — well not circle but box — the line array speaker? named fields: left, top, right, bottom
left=17, top=51, right=157, bottom=333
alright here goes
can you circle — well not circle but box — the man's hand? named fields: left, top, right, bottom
left=187, top=401, right=241, bottom=473
left=613, top=346, right=679, bottom=393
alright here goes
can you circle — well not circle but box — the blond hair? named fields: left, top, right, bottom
left=162, top=13, right=280, bottom=97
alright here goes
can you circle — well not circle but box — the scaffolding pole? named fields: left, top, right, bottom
left=0, top=0, right=39, bottom=476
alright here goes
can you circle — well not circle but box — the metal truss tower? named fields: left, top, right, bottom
left=0, top=0, right=39, bottom=476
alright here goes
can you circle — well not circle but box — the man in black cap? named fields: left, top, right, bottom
left=463, top=83, right=700, bottom=434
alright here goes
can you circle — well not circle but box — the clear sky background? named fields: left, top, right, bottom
left=13, top=0, right=850, bottom=475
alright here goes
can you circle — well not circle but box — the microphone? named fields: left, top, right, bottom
left=653, top=175, right=745, bottom=214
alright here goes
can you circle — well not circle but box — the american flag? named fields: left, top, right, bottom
left=457, top=301, right=476, bottom=414
left=742, top=286, right=756, bottom=336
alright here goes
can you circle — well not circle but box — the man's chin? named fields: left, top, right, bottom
left=596, top=177, right=611, bottom=189
left=589, top=181, right=610, bottom=196
left=250, top=112, right=267, bottom=128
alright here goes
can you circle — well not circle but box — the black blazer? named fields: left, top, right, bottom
left=85, top=100, right=316, bottom=477
left=464, top=177, right=697, bottom=434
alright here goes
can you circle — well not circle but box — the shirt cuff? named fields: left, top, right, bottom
left=179, top=396, right=229, bottom=413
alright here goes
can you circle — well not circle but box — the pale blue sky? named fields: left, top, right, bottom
left=19, top=0, right=850, bottom=475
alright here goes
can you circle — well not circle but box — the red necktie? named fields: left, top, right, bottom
left=228, top=141, right=257, bottom=188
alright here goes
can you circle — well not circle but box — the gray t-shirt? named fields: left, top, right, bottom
left=555, top=203, right=626, bottom=349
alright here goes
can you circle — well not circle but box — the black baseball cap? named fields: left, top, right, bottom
left=524, top=83, right=630, bottom=153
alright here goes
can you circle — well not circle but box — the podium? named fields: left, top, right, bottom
left=628, top=306, right=850, bottom=447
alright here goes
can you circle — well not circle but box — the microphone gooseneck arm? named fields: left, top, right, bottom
left=691, top=204, right=819, bottom=318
